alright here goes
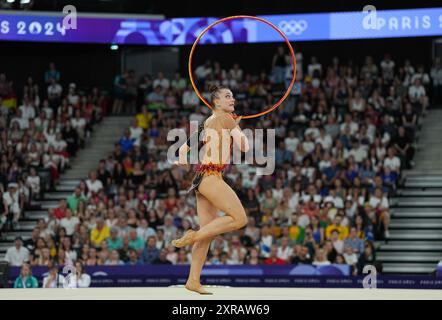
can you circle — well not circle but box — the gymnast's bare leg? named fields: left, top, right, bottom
left=173, top=174, right=248, bottom=248
left=185, top=191, right=217, bottom=294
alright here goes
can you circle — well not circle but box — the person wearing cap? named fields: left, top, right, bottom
left=4, top=236, right=30, bottom=267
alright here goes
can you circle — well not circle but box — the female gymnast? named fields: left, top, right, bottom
left=172, top=84, right=250, bottom=294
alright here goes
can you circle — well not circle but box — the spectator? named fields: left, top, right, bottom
left=13, top=263, right=39, bottom=288
left=86, top=170, right=104, bottom=197
left=43, top=262, right=65, bottom=288
left=68, top=261, right=91, bottom=288
left=312, top=248, right=331, bottom=266
left=126, top=249, right=143, bottom=266
left=90, top=218, right=110, bottom=248
left=5, top=236, right=29, bottom=267
left=141, top=236, right=160, bottom=264
left=105, top=249, right=125, bottom=265
left=153, top=248, right=173, bottom=265
left=59, top=209, right=80, bottom=236
left=264, top=245, right=287, bottom=265
left=344, top=227, right=364, bottom=254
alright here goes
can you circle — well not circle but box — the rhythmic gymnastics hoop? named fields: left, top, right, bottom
left=188, top=15, right=297, bottom=119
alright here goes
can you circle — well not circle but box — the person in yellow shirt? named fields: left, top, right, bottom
left=135, top=105, right=153, bottom=130
left=325, top=214, right=349, bottom=240
left=90, top=218, right=110, bottom=248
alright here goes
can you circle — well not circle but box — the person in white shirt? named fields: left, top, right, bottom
left=304, top=120, right=320, bottom=139
left=26, top=167, right=41, bottom=198
left=86, top=170, right=104, bottom=197
left=383, top=147, right=401, bottom=173
left=47, top=78, right=62, bottom=106
left=66, top=261, right=91, bottom=288
left=10, top=109, right=29, bottom=130
left=380, top=54, right=395, bottom=82
left=368, top=187, right=390, bottom=237
left=408, top=78, right=429, bottom=113
left=60, top=209, right=80, bottom=236
left=348, top=140, right=367, bottom=163
left=67, top=83, right=79, bottom=105
left=340, top=114, right=359, bottom=135
left=71, top=109, right=87, bottom=140
left=182, top=85, right=200, bottom=108
left=3, top=183, right=22, bottom=227
left=343, top=245, right=358, bottom=266
left=136, top=219, right=156, bottom=241
left=4, top=237, right=30, bottom=266
left=43, top=263, right=66, bottom=288
left=330, top=230, right=344, bottom=254
left=129, top=120, right=143, bottom=144
left=312, top=248, right=331, bottom=266
left=284, top=130, right=299, bottom=153
left=276, top=237, right=293, bottom=262
left=242, top=171, right=259, bottom=189
left=153, top=72, right=170, bottom=91
left=410, top=65, right=431, bottom=86
left=194, top=61, right=212, bottom=81
left=18, top=97, right=36, bottom=120
left=315, top=127, right=333, bottom=151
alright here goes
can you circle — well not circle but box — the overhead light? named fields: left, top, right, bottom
left=110, top=44, right=119, bottom=50
left=6, top=0, right=15, bottom=3
left=20, top=0, right=30, bottom=3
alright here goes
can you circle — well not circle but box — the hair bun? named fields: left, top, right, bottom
left=209, top=84, right=219, bottom=93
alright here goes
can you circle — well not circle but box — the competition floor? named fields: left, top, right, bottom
left=0, top=287, right=441, bottom=300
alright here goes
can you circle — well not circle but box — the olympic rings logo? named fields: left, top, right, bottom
left=278, top=20, right=308, bottom=35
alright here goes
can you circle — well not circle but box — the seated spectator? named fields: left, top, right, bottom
left=343, top=245, right=358, bottom=266
left=344, top=227, right=364, bottom=254
left=128, top=228, right=145, bottom=254
left=312, top=248, right=331, bottom=266
left=5, top=237, right=29, bottom=267
left=126, top=249, right=143, bottom=266
left=68, top=261, right=91, bottom=288
left=86, top=170, right=104, bottom=197
left=105, top=250, right=125, bottom=265
left=153, top=248, right=173, bottom=265
left=146, top=85, right=166, bottom=110
left=141, top=236, right=160, bottom=264
left=43, top=262, right=65, bottom=288
left=13, top=263, right=39, bottom=288
left=90, top=218, right=110, bottom=248
left=264, top=245, right=287, bottom=265
left=53, top=199, right=68, bottom=220
left=59, top=209, right=80, bottom=237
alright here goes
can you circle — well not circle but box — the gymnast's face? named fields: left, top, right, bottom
left=214, top=89, right=235, bottom=112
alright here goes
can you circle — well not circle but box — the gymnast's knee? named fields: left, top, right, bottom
left=233, top=214, right=248, bottom=230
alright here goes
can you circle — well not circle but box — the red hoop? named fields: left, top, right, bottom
left=188, top=15, right=296, bottom=119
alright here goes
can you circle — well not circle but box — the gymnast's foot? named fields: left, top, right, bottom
left=185, top=281, right=213, bottom=295
left=171, top=230, right=196, bottom=248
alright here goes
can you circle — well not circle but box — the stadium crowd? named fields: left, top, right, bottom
left=2, top=49, right=441, bottom=284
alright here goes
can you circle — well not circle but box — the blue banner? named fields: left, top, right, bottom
left=7, top=265, right=442, bottom=289
left=0, top=7, right=441, bottom=45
